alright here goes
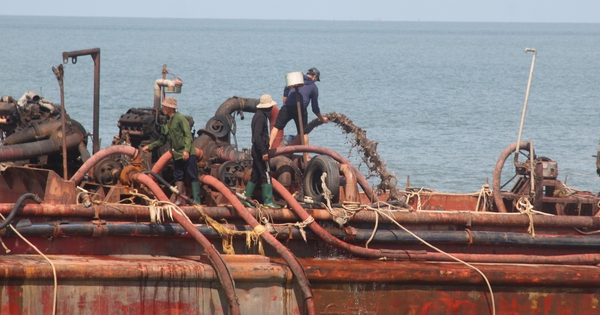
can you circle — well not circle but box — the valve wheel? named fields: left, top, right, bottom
left=217, top=161, right=243, bottom=188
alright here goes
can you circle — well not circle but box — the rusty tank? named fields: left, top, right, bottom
left=1, top=48, right=600, bottom=315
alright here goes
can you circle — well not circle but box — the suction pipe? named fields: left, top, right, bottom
left=271, top=178, right=421, bottom=260
left=199, top=174, right=315, bottom=315
left=133, top=173, right=241, bottom=315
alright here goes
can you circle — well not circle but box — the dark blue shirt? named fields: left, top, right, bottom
left=283, top=75, right=320, bottom=115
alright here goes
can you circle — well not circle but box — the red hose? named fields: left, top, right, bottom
left=134, top=173, right=241, bottom=315
left=151, top=148, right=203, bottom=174
left=492, top=141, right=531, bottom=213
left=70, top=145, right=138, bottom=185
left=200, top=174, right=315, bottom=315
left=271, top=145, right=377, bottom=202
left=272, top=178, right=421, bottom=260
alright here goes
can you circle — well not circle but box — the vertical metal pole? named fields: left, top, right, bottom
left=294, top=86, right=309, bottom=162
left=53, top=65, right=68, bottom=179
left=92, top=51, right=100, bottom=154
left=515, top=48, right=537, bottom=156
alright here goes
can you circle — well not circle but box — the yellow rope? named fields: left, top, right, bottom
left=191, top=204, right=264, bottom=255
left=108, top=192, right=266, bottom=255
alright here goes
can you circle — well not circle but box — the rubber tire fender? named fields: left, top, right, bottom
left=303, top=154, right=340, bottom=203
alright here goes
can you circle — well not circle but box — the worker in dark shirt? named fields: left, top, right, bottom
left=243, top=94, right=281, bottom=208
left=142, top=97, right=201, bottom=204
left=268, top=67, right=328, bottom=150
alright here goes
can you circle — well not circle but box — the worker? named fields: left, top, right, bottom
left=142, top=97, right=201, bottom=205
left=268, top=67, right=328, bottom=151
left=242, top=94, right=281, bottom=208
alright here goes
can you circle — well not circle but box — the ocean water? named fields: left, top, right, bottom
left=1, top=16, right=599, bottom=193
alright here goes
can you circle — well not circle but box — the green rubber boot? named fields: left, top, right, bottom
left=262, top=183, right=281, bottom=209
left=191, top=181, right=202, bottom=204
left=241, top=182, right=256, bottom=207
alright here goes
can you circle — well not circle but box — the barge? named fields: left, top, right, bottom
left=0, top=49, right=599, bottom=315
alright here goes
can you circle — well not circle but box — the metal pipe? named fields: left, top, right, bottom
left=339, top=164, right=358, bottom=202
left=7, top=221, right=600, bottom=266
left=200, top=174, right=315, bottom=315
left=0, top=133, right=83, bottom=162
left=2, top=120, right=63, bottom=145
left=270, top=155, right=295, bottom=187
left=214, top=97, right=260, bottom=117
left=153, top=79, right=175, bottom=109
left=0, top=193, right=42, bottom=230
left=5, top=202, right=600, bottom=230
left=78, top=142, right=91, bottom=163
left=515, top=48, right=537, bottom=156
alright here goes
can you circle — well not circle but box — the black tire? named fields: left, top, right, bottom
left=303, top=155, right=340, bottom=203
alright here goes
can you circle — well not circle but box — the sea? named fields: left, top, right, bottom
left=1, top=16, right=599, bottom=193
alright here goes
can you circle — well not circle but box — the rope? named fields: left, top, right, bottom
left=365, top=207, right=379, bottom=249
left=191, top=204, right=264, bottom=255
left=475, top=183, right=493, bottom=212
left=516, top=197, right=536, bottom=238
left=268, top=215, right=316, bottom=243
left=404, top=187, right=425, bottom=210
left=0, top=212, right=58, bottom=315
left=320, top=172, right=352, bottom=227
left=373, top=208, right=496, bottom=315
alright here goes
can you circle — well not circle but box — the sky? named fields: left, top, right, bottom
left=2, top=0, right=599, bottom=23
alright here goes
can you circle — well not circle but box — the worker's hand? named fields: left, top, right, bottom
left=142, top=145, right=150, bottom=152
left=183, top=151, right=190, bottom=161
left=319, top=116, right=329, bottom=123
left=262, top=153, right=269, bottom=161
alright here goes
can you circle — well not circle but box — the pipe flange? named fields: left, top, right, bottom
left=205, top=115, right=230, bottom=138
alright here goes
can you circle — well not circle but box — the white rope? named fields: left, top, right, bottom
left=320, top=172, right=352, bottom=227
left=516, top=197, right=536, bottom=238
left=475, top=183, right=492, bottom=212
left=404, top=187, right=425, bottom=211
left=0, top=213, right=58, bottom=315
left=269, top=215, right=316, bottom=243
left=374, top=209, right=496, bottom=315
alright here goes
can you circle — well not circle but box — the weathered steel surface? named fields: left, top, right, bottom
left=300, top=258, right=600, bottom=315
left=5, top=202, right=600, bottom=230
left=2, top=254, right=599, bottom=314
left=0, top=254, right=299, bottom=315
left=0, top=167, right=76, bottom=204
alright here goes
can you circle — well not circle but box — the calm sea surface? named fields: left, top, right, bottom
left=1, top=16, right=599, bottom=192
